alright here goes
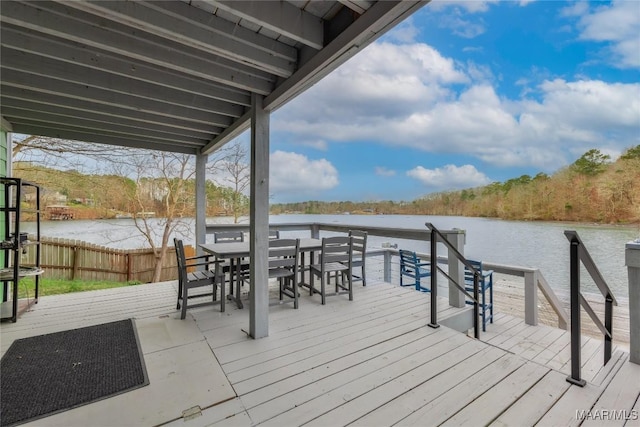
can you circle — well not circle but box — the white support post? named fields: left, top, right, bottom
left=383, top=250, right=392, bottom=283
left=447, top=230, right=466, bottom=308
left=524, top=270, right=539, bottom=326
left=195, top=153, right=207, bottom=256
left=249, top=93, right=270, bottom=339
left=626, top=240, right=640, bottom=364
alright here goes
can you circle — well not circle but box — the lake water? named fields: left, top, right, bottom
left=22, top=214, right=639, bottom=298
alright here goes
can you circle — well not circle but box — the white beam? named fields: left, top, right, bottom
left=65, top=1, right=296, bottom=78
left=0, top=100, right=217, bottom=140
left=338, top=0, right=372, bottom=15
left=2, top=108, right=205, bottom=145
left=2, top=25, right=252, bottom=106
left=1, top=69, right=234, bottom=128
left=201, top=111, right=251, bottom=155
left=1, top=48, right=245, bottom=118
left=1, top=87, right=221, bottom=135
left=208, top=0, right=324, bottom=50
left=1, top=116, right=12, bottom=132
left=10, top=124, right=199, bottom=155
left=2, top=1, right=275, bottom=94
left=249, top=93, right=270, bottom=339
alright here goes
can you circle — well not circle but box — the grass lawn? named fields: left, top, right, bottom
left=16, top=277, right=142, bottom=299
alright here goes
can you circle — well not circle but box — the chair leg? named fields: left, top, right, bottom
left=220, top=276, right=225, bottom=313
left=180, top=286, right=188, bottom=320
left=321, top=273, right=327, bottom=305
left=362, top=264, right=366, bottom=286
left=348, top=269, right=353, bottom=301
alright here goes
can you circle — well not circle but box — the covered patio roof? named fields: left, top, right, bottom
left=1, top=0, right=426, bottom=154
left=1, top=0, right=429, bottom=338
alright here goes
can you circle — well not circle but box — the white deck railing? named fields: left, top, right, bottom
left=206, top=222, right=569, bottom=329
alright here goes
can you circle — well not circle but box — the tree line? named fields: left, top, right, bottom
left=271, top=146, right=640, bottom=224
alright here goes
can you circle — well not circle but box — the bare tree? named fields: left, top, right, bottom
left=12, top=134, right=134, bottom=173
left=116, top=151, right=196, bottom=282
left=209, top=140, right=250, bottom=223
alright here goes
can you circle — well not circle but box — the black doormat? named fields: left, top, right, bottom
left=1, top=319, right=149, bottom=427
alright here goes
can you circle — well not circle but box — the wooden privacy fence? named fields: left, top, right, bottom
left=21, top=236, right=191, bottom=283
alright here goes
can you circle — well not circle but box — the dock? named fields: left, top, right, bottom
left=1, top=279, right=638, bottom=426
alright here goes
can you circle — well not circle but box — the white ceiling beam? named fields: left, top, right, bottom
left=1, top=68, right=234, bottom=128
left=201, top=111, right=251, bottom=155
left=1, top=101, right=216, bottom=141
left=2, top=48, right=245, bottom=118
left=1, top=116, right=13, bottom=132
left=150, top=1, right=296, bottom=61
left=1, top=87, right=220, bottom=134
left=1, top=26, right=252, bottom=107
left=3, top=109, right=206, bottom=145
left=207, top=0, right=324, bottom=50
left=63, top=1, right=296, bottom=78
left=1, top=1, right=275, bottom=94
left=10, top=124, right=201, bottom=155
left=338, top=0, right=373, bottom=15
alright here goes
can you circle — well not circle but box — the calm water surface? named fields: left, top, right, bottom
left=23, top=214, right=638, bottom=298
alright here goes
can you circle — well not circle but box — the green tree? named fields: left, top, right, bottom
left=571, top=149, right=611, bottom=176
left=620, top=145, right=640, bottom=160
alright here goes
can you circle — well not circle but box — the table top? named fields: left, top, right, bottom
left=201, top=238, right=322, bottom=259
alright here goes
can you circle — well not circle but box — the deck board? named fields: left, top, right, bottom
left=1, top=278, right=638, bottom=427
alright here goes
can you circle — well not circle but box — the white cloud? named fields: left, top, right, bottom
left=269, top=151, right=338, bottom=197
left=575, top=1, right=640, bottom=68
left=375, top=167, right=396, bottom=177
left=430, top=0, right=499, bottom=14
left=407, top=164, right=491, bottom=190
left=384, top=17, right=421, bottom=43
left=273, top=38, right=640, bottom=174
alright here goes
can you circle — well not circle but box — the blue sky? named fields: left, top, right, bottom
left=251, top=0, right=640, bottom=203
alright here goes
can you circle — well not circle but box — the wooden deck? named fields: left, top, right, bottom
left=1, top=280, right=639, bottom=426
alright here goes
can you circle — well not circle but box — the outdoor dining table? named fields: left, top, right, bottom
left=200, top=238, right=322, bottom=309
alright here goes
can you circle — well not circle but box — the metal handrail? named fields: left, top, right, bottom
left=425, top=223, right=481, bottom=339
left=564, top=230, right=617, bottom=387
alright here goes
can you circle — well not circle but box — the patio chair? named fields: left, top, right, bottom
left=348, top=230, right=368, bottom=286
left=268, top=238, right=301, bottom=308
left=309, top=236, right=353, bottom=305
left=464, top=259, right=494, bottom=331
left=399, top=249, right=431, bottom=292
left=174, top=238, right=224, bottom=319
left=213, top=231, right=245, bottom=244
left=269, top=229, right=280, bottom=240
left=213, top=231, right=249, bottom=294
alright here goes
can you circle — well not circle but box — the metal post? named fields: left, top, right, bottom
left=473, top=274, right=479, bottom=339
left=604, top=294, right=613, bottom=365
left=428, top=228, right=439, bottom=329
left=567, top=237, right=586, bottom=386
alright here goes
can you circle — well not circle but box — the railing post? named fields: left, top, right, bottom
left=626, top=240, right=640, bottom=365
left=310, top=224, right=320, bottom=239
left=524, top=270, right=539, bottom=326
left=446, top=229, right=466, bottom=308
left=473, top=274, right=480, bottom=339
left=428, top=227, right=439, bottom=329
left=567, top=237, right=586, bottom=386
left=383, top=250, right=392, bottom=283
left=604, top=294, right=613, bottom=365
